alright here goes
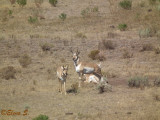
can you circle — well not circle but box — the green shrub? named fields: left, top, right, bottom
left=92, top=6, right=99, bottom=12
left=128, top=76, right=149, bottom=88
left=118, top=24, right=127, bottom=31
left=139, top=28, right=151, bottom=38
left=59, top=13, right=67, bottom=21
left=102, top=40, right=115, bottom=50
left=81, top=8, right=90, bottom=17
left=32, top=114, right=49, bottom=120
left=19, top=54, right=32, bottom=68
left=17, top=0, right=27, bottom=7
left=75, top=32, right=87, bottom=39
left=148, top=0, right=156, bottom=5
left=8, top=10, right=13, bottom=16
left=28, top=16, right=38, bottom=24
left=0, top=66, right=16, bottom=80
left=119, top=0, right=132, bottom=10
left=88, top=50, right=100, bottom=60
left=49, top=0, right=57, bottom=7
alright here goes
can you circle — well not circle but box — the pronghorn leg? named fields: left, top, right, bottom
left=60, top=82, right=62, bottom=94
left=78, top=72, right=83, bottom=87
left=64, top=81, right=66, bottom=95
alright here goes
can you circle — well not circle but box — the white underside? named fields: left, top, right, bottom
left=75, top=63, right=94, bottom=73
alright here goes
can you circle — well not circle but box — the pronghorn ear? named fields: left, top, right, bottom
left=70, top=47, right=73, bottom=54
left=65, top=65, right=68, bottom=70
left=61, top=66, right=64, bottom=70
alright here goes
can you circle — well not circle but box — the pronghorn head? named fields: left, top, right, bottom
left=61, top=65, right=68, bottom=77
left=70, top=48, right=80, bottom=62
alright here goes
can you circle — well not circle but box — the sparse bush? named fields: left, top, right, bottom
left=67, top=83, right=79, bottom=93
left=118, top=24, right=127, bottom=31
left=81, top=8, right=90, bottom=17
left=19, top=54, right=32, bottom=68
left=97, top=77, right=112, bottom=93
left=128, top=76, right=149, bottom=88
left=10, top=0, right=16, bottom=4
left=75, top=32, right=87, bottom=39
left=154, top=78, right=160, bottom=87
left=32, top=114, right=49, bottom=120
left=8, top=10, right=13, bottom=16
left=40, top=43, right=53, bottom=51
left=141, top=44, right=153, bottom=51
left=139, top=28, right=151, bottom=38
left=119, top=0, right=132, bottom=10
left=123, top=50, right=133, bottom=58
left=154, top=45, right=160, bottom=54
left=102, top=40, right=115, bottom=50
left=88, top=50, right=100, bottom=60
left=148, top=0, right=156, bottom=5
left=49, top=0, right=57, bottom=7
left=92, top=6, right=99, bottom=12
left=0, top=66, right=16, bottom=80
left=139, top=1, right=145, bottom=7
left=59, top=13, right=67, bottom=21
left=17, top=0, right=27, bottom=7
left=28, top=16, right=38, bottom=24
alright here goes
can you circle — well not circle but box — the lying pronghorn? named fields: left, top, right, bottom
left=84, top=73, right=108, bottom=84
left=57, top=65, right=68, bottom=95
left=70, top=49, right=102, bottom=87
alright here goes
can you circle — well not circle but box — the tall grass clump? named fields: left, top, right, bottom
left=128, top=76, right=149, bottom=88
left=32, top=114, right=49, bottom=120
left=118, top=24, right=127, bottom=31
left=19, top=54, right=32, bottom=68
left=119, top=0, right=132, bottom=10
left=17, top=0, right=27, bottom=7
left=102, top=40, right=115, bottom=50
left=148, top=0, right=156, bottom=5
left=59, top=13, right=67, bottom=21
left=49, top=0, right=57, bottom=7
left=139, top=28, right=151, bottom=38
left=28, top=16, right=38, bottom=24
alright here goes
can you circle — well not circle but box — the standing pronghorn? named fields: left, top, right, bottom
left=57, top=65, right=68, bottom=95
left=70, top=49, right=102, bottom=87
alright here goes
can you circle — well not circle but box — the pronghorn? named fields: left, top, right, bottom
left=84, top=74, right=108, bottom=84
left=57, top=65, right=68, bottom=95
left=70, top=49, right=102, bottom=87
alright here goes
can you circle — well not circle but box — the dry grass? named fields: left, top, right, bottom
left=0, top=0, right=160, bottom=120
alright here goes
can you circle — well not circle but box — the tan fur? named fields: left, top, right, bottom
left=71, top=49, right=102, bottom=87
left=57, top=66, right=68, bottom=95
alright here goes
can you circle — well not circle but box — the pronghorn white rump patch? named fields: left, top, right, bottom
left=83, top=67, right=94, bottom=74
left=87, top=74, right=99, bottom=83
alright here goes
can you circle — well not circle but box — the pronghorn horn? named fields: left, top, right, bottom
left=70, top=47, right=73, bottom=53
left=76, top=49, right=80, bottom=55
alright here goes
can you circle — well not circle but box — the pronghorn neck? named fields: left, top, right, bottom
left=73, top=57, right=80, bottom=67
